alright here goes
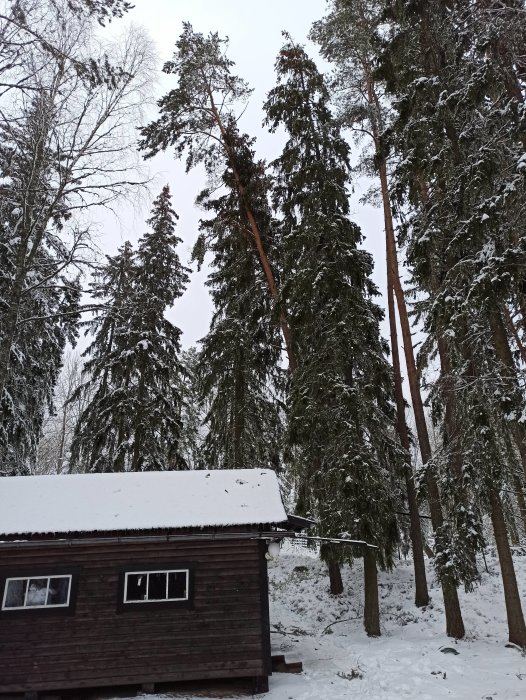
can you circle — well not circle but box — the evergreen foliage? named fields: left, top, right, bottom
left=0, top=94, right=81, bottom=475
left=69, top=241, right=136, bottom=473
left=194, top=125, right=285, bottom=471
left=128, top=185, right=190, bottom=471
left=378, top=0, right=526, bottom=643
left=311, top=0, right=433, bottom=610
left=139, top=23, right=296, bottom=370
left=139, top=22, right=252, bottom=175
left=377, top=0, right=526, bottom=588
left=264, top=38, right=401, bottom=569
left=311, top=0, right=390, bottom=178
left=71, top=187, right=189, bottom=472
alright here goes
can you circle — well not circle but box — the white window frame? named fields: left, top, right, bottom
left=1, top=575, right=72, bottom=611
left=123, top=569, right=189, bottom=604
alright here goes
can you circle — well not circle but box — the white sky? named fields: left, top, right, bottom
left=96, top=0, right=386, bottom=350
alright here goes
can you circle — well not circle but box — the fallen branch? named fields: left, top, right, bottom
left=322, top=617, right=361, bottom=635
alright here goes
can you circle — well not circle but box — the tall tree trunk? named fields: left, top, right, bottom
left=489, top=487, right=526, bottom=647
left=368, top=67, right=429, bottom=607
left=378, top=155, right=463, bottom=635
left=386, top=267, right=429, bottom=607
left=327, top=558, right=344, bottom=596
left=370, top=50, right=428, bottom=587
left=489, top=311, right=526, bottom=482
left=513, top=473, right=526, bottom=537
left=363, top=548, right=381, bottom=637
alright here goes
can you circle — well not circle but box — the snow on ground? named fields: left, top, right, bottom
left=119, top=546, right=526, bottom=699
left=265, top=545, right=526, bottom=699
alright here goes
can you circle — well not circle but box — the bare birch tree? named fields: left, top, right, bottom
left=0, top=0, right=154, bottom=470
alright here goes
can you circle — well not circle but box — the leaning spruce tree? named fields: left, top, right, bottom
left=264, top=38, right=402, bottom=636
left=139, top=23, right=296, bottom=371
left=194, top=125, right=285, bottom=472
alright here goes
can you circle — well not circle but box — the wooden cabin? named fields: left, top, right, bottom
left=0, top=469, right=296, bottom=696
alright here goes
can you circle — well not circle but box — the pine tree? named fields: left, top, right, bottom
left=139, top=23, right=296, bottom=370
left=378, top=0, right=526, bottom=646
left=194, top=127, right=285, bottom=471
left=264, top=38, right=402, bottom=635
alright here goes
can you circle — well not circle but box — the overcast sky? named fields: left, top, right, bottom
left=96, top=0, right=386, bottom=349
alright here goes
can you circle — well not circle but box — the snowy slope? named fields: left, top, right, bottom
left=266, top=547, right=526, bottom=699
left=114, top=547, right=526, bottom=699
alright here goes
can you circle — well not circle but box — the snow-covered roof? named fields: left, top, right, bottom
left=0, top=469, right=287, bottom=537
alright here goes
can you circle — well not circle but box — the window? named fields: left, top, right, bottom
left=2, top=575, right=72, bottom=611
left=116, top=564, right=193, bottom=613
left=123, top=569, right=189, bottom=604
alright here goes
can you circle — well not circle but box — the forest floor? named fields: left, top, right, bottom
left=115, top=545, right=526, bottom=700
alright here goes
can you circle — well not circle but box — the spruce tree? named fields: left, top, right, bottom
left=70, top=241, right=136, bottom=473
left=72, top=187, right=189, bottom=472
left=128, top=185, right=190, bottom=471
left=311, top=0, right=431, bottom=608
left=264, top=38, right=402, bottom=635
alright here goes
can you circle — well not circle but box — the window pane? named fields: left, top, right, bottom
left=4, top=579, right=27, bottom=609
left=168, top=571, right=187, bottom=600
left=148, top=572, right=167, bottom=600
left=26, top=579, right=48, bottom=607
left=126, top=573, right=147, bottom=601
left=48, top=577, right=70, bottom=606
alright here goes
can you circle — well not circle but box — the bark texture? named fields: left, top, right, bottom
left=363, top=548, right=381, bottom=637
left=489, top=487, right=526, bottom=647
left=328, top=558, right=344, bottom=596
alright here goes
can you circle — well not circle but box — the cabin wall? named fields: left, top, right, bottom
left=0, top=535, right=271, bottom=693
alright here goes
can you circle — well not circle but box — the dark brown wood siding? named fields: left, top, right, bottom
left=0, top=535, right=271, bottom=692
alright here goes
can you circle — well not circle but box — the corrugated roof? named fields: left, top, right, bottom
left=0, top=469, right=287, bottom=537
